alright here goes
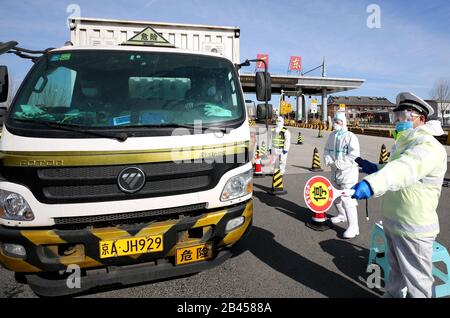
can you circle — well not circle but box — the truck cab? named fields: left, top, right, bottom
left=0, top=24, right=259, bottom=296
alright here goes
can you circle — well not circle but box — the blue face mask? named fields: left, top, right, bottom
left=395, top=121, right=413, bottom=132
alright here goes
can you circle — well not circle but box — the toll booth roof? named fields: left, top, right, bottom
left=239, top=73, right=365, bottom=95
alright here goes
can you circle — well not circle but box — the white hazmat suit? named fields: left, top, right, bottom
left=269, top=116, right=291, bottom=175
left=324, top=112, right=360, bottom=238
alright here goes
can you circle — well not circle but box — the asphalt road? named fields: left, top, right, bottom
left=1, top=126, right=449, bottom=298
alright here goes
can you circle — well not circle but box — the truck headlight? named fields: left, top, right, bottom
left=0, top=190, right=35, bottom=221
left=220, top=170, right=253, bottom=201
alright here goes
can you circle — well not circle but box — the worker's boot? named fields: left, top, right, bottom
left=343, top=205, right=359, bottom=239
left=330, top=201, right=347, bottom=224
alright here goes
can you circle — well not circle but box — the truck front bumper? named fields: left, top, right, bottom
left=26, top=249, right=235, bottom=297
left=0, top=200, right=252, bottom=281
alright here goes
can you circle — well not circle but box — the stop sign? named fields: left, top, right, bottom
left=304, top=176, right=334, bottom=213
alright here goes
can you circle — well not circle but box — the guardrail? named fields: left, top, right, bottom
left=291, top=122, right=450, bottom=145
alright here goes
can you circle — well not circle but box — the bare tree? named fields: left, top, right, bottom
left=430, top=78, right=450, bottom=125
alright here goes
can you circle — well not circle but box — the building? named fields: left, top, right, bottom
left=327, top=96, right=396, bottom=124
left=426, top=100, right=450, bottom=126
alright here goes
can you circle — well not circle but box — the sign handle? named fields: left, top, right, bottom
left=366, top=199, right=369, bottom=221
left=337, top=189, right=355, bottom=198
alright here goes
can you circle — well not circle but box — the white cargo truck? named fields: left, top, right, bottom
left=0, top=18, right=270, bottom=296
left=69, top=17, right=240, bottom=63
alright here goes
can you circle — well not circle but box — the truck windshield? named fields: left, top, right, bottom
left=9, top=50, right=244, bottom=130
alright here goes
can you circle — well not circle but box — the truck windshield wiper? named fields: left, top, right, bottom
left=125, top=123, right=228, bottom=133
left=11, top=119, right=129, bottom=142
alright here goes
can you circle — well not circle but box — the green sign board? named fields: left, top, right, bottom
left=122, top=27, right=175, bottom=47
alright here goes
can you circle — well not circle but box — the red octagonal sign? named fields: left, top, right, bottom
left=304, top=176, right=334, bottom=213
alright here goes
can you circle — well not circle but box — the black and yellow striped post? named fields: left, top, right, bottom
left=267, top=157, right=287, bottom=195
left=297, top=132, right=303, bottom=145
left=379, top=144, right=389, bottom=164
left=259, top=141, right=267, bottom=157
left=310, top=147, right=323, bottom=172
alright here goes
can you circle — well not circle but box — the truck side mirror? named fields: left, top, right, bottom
left=0, top=65, right=9, bottom=103
left=256, top=103, right=273, bottom=120
left=0, top=41, right=18, bottom=56
left=255, top=71, right=271, bottom=102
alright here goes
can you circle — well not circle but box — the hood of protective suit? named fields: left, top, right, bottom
left=275, top=116, right=284, bottom=132
left=419, top=120, right=445, bottom=136
left=334, top=111, right=348, bottom=132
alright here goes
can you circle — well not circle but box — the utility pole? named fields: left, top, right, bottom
left=302, top=57, right=327, bottom=77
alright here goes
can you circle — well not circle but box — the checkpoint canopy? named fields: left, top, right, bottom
left=240, top=74, right=365, bottom=97
left=239, top=73, right=365, bottom=122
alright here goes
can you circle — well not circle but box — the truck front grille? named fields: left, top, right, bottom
left=53, top=203, right=207, bottom=228
left=1, top=154, right=246, bottom=204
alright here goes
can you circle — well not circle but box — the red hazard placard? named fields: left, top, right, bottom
left=304, top=176, right=334, bottom=213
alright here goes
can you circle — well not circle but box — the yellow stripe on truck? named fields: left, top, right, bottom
left=193, top=209, right=227, bottom=228
left=21, top=230, right=66, bottom=245
left=0, top=253, right=41, bottom=272
left=134, top=220, right=178, bottom=238
left=91, top=227, right=133, bottom=241
left=0, top=142, right=248, bottom=167
left=220, top=201, right=253, bottom=246
left=60, top=256, right=103, bottom=268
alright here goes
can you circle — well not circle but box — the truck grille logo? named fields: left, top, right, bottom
left=118, top=167, right=146, bottom=193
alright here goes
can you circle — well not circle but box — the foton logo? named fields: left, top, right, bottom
left=117, top=167, right=146, bottom=194
left=20, top=160, right=64, bottom=167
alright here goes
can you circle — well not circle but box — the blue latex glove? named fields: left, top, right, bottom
left=351, top=180, right=374, bottom=200
left=355, top=157, right=379, bottom=174
left=282, top=150, right=288, bottom=155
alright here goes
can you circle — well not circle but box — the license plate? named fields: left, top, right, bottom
left=176, top=243, right=213, bottom=265
left=99, top=235, right=163, bottom=259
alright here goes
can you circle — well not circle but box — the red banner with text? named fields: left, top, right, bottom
left=256, top=54, right=269, bottom=70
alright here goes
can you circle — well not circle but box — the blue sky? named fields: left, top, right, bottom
left=1, top=0, right=449, bottom=104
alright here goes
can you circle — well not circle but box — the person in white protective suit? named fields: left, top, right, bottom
left=324, top=111, right=361, bottom=239
left=352, top=92, right=447, bottom=298
left=269, top=116, right=291, bottom=175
